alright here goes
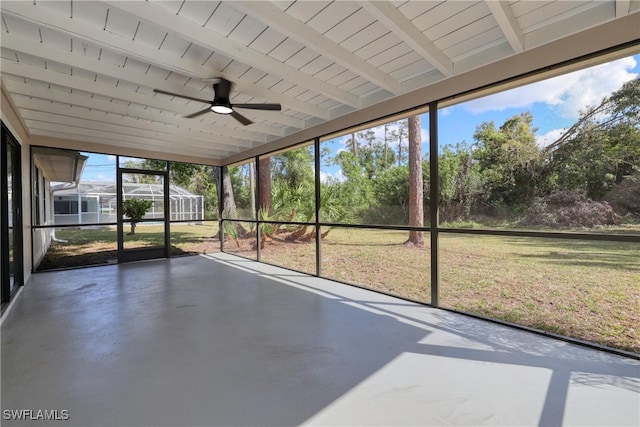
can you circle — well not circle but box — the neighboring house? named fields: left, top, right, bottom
left=52, top=182, right=204, bottom=225
left=31, top=147, right=88, bottom=269
left=30, top=147, right=204, bottom=268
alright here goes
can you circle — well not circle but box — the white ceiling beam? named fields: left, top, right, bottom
left=13, top=98, right=254, bottom=153
left=485, top=1, right=524, bottom=53
left=616, top=0, right=631, bottom=17
left=1, top=34, right=300, bottom=132
left=5, top=80, right=263, bottom=146
left=359, top=1, right=453, bottom=77
left=1, top=61, right=276, bottom=143
left=232, top=1, right=401, bottom=95
left=0, top=2, right=328, bottom=120
left=30, top=129, right=229, bottom=160
left=0, top=3, right=199, bottom=78
left=26, top=123, right=233, bottom=158
left=20, top=109, right=232, bottom=153
left=105, top=0, right=361, bottom=108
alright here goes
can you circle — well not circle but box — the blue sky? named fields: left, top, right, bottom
left=81, top=154, right=116, bottom=182
left=438, top=54, right=640, bottom=150
left=321, top=53, right=640, bottom=182
left=80, top=155, right=153, bottom=182
left=80, top=53, right=640, bottom=184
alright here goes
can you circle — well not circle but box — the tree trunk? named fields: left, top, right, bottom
left=222, top=167, right=236, bottom=218
left=384, top=124, right=388, bottom=169
left=405, top=115, right=425, bottom=247
left=249, top=162, right=256, bottom=216
left=258, top=157, right=272, bottom=215
left=213, top=166, right=221, bottom=216
left=129, top=222, right=136, bottom=235
left=351, top=132, right=358, bottom=157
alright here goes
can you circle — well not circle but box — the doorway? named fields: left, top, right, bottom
left=1, top=123, right=23, bottom=306
left=117, top=168, right=169, bottom=263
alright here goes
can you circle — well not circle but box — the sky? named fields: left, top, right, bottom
left=321, top=53, right=640, bottom=182
left=81, top=154, right=116, bottom=182
left=80, top=53, right=640, bottom=184
left=438, top=54, right=640, bottom=149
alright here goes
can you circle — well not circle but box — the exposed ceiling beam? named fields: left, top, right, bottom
left=616, top=0, right=631, bottom=17
left=30, top=133, right=222, bottom=166
left=1, top=33, right=301, bottom=132
left=26, top=123, right=232, bottom=158
left=3, top=79, right=274, bottom=145
left=485, top=1, right=524, bottom=53
left=1, top=3, right=198, bottom=77
left=232, top=1, right=401, bottom=95
left=19, top=109, right=234, bottom=154
left=0, top=2, right=329, bottom=120
left=0, top=61, right=275, bottom=144
left=359, top=1, right=453, bottom=77
left=12, top=97, right=254, bottom=153
left=105, top=0, right=361, bottom=108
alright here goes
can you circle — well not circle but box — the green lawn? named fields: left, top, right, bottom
left=38, top=223, right=220, bottom=270
left=258, top=227, right=640, bottom=354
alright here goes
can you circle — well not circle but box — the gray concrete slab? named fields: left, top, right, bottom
left=1, top=254, right=639, bottom=426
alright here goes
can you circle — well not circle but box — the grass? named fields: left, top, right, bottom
left=39, top=224, right=639, bottom=353
left=438, top=234, right=639, bottom=353
left=240, top=227, right=640, bottom=354
left=38, top=223, right=220, bottom=270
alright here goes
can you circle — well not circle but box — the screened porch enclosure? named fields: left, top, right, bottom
left=53, top=182, right=204, bottom=225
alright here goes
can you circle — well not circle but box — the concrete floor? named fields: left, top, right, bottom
left=1, top=254, right=639, bottom=427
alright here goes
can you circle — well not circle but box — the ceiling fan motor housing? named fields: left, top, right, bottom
left=212, top=79, right=233, bottom=113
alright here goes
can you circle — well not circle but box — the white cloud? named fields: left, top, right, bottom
left=462, top=56, right=638, bottom=119
left=536, top=128, right=565, bottom=148
left=320, top=169, right=345, bottom=183
left=440, top=106, right=454, bottom=116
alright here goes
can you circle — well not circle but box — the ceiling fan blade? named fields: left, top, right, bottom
left=232, top=103, right=282, bottom=111
left=153, top=89, right=212, bottom=104
left=184, top=108, right=213, bottom=119
left=230, top=110, right=253, bottom=126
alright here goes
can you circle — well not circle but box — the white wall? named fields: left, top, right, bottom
left=2, top=83, right=33, bottom=285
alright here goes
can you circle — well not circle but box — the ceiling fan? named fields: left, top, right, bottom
left=153, top=78, right=281, bottom=126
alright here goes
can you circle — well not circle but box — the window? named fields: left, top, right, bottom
left=54, top=200, right=88, bottom=215
left=220, top=52, right=640, bottom=353
left=34, top=167, right=41, bottom=225
left=42, top=175, right=47, bottom=222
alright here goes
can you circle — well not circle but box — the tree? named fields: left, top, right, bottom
left=270, top=147, right=315, bottom=220
left=405, top=115, right=424, bottom=247
left=472, top=112, right=544, bottom=210
left=347, top=132, right=359, bottom=157
left=372, top=165, right=409, bottom=223
left=258, top=157, right=271, bottom=214
left=383, top=123, right=391, bottom=169
left=545, top=78, right=640, bottom=199
left=122, top=198, right=153, bottom=235
left=221, top=166, right=237, bottom=218
left=141, top=160, right=220, bottom=219
left=438, top=143, right=481, bottom=222
left=391, top=120, right=408, bottom=166
left=121, top=160, right=162, bottom=184
left=331, top=149, right=374, bottom=222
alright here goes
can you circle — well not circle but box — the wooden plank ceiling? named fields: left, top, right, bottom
left=1, top=1, right=638, bottom=163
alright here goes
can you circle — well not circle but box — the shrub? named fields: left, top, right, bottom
left=122, top=198, right=154, bottom=234
left=521, top=190, right=618, bottom=228
left=602, top=170, right=640, bottom=217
